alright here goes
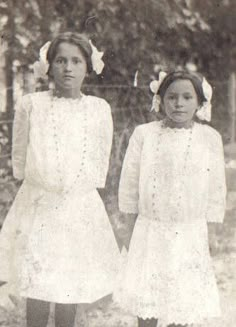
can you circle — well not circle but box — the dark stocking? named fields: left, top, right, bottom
left=26, top=298, right=50, bottom=327
left=138, top=317, right=158, bottom=327
left=55, top=303, right=77, bottom=327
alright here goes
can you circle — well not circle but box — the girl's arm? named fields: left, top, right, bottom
left=119, top=126, right=143, bottom=214
left=118, top=213, right=138, bottom=251
left=12, top=95, right=31, bottom=180
left=94, top=100, right=113, bottom=188
left=206, top=131, right=227, bottom=223
left=118, top=126, right=143, bottom=250
left=75, top=99, right=113, bottom=193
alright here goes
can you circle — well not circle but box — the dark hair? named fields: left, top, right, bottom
left=46, top=32, right=93, bottom=75
left=158, top=71, right=207, bottom=106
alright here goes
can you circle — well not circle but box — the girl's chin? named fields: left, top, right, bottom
left=164, top=117, right=194, bottom=128
left=171, top=115, right=193, bottom=123
left=173, top=119, right=190, bottom=124
left=55, top=83, right=82, bottom=91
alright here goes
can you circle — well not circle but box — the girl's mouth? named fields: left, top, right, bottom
left=173, top=111, right=186, bottom=114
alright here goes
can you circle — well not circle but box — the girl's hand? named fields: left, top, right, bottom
left=0, top=281, right=7, bottom=286
left=122, top=236, right=132, bottom=251
left=118, top=213, right=138, bottom=251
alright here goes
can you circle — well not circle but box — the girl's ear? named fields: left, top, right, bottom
left=48, top=71, right=53, bottom=79
left=159, top=100, right=165, bottom=114
left=47, top=65, right=54, bottom=79
left=84, top=70, right=90, bottom=80
left=157, top=101, right=166, bottom=119
left=196, top=104, right=202, bottom=112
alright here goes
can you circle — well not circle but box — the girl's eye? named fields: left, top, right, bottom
left=184, top=95, right=193, bottom=100
left=168, top=95, right=176, bottom=100
left=55, top=58, right=65, bottom=64
left=184, top=96, right=193, bottom=101
left=72, top=58, right=81, bottom=64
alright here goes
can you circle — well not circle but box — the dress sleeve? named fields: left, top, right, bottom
left=81, top=99, right=113, bottom=191
left=118, top=126, right=143, bottom=214
left=206, top=130, right=227, bottom=223
left=95, top=100, right=113, bottom=188
left=12, top=95, right=31, bottom=180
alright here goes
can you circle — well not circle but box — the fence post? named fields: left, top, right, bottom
left=229, top=72, right=236, bottom=143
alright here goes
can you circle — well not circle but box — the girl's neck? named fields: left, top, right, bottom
left=163, top=117, right=194, bottom=129
left=53, top=87, right=82, bottom=100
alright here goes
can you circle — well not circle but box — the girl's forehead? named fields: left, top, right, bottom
left=165, top=79, right=196, bottom=94
left=55, top=42, right=84, bottom=57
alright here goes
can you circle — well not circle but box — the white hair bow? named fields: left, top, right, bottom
left=33, top=41, right=51, bottom=80
left=196, top=77, right=213, bottom=122
left=149, top=71, right=167, bottom=112
left=89, top=40, right=104, bottom=75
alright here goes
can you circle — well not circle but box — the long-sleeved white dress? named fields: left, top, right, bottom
left=115, top=121, right=226, bottom=325
left=0, top=91, right=120, bottom=304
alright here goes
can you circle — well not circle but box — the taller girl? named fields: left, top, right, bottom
left=115, top=71, right=226, bottom=327
left=0, top=32, right=120, bottom=327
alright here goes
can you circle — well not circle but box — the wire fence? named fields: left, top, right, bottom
left=0, top=77, right=235, bottom=162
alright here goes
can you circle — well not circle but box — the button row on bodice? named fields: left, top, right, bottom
left=151, top=123, right=194, bottom=220
left=50, top=108, right=63, bottom=183
left=50, top=98, right=88, bottom=199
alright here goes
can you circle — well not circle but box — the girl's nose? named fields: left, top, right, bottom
left=65, top=60, right=72, bottom=71
left=176, top=96, right=184, bottom=107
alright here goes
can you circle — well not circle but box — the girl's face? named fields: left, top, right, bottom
left=163, top=79, right=199, bottom=128
left=50, top=42, right=87, bottom=93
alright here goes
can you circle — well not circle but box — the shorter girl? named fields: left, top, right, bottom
left=114, top=71, right=226, bottom=327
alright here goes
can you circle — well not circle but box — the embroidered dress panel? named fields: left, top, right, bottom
left=119, top=121, right=226, bottom=223
left=115, top=121, right=226, bottom=325
left=0, top=91, right=120, bottom=303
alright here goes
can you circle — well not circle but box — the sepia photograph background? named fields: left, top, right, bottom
left=0, top=0, right=236, bottom=326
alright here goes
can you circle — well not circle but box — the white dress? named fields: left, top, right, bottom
left=0, top=91, right=120, bottom=304
left=114, top=121, right=226, bottom=325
